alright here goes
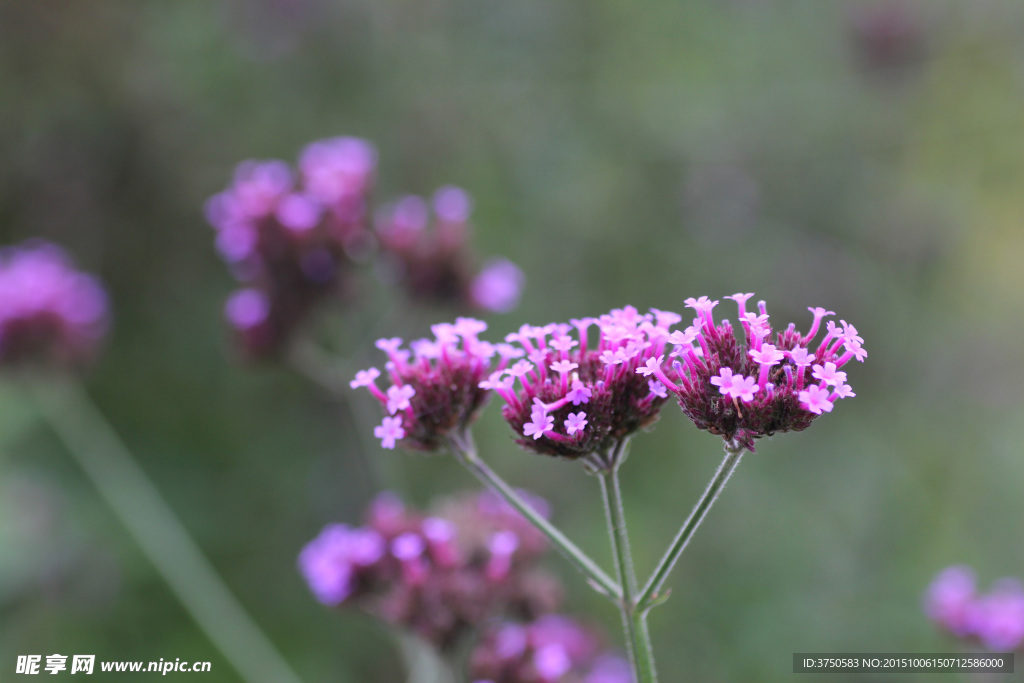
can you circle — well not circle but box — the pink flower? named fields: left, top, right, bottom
left=350, top=367, right=381, bottom=389
left=648, top=380, right=668, bottom=399
left=798, top=385, right=834, bottom=414
left=471, top=259, right=525, bottom=313
left=225, top=288, right=269, bottom=331
left=710, top=367, right=737, bottom=394
left=831, top=383, right=856, bottom=400
left=726, top=292, right=756, bottom=317
left=564, top=412, right=588, bottom=436
left=805, top=307, right=835, bottom=341
left=973, top=580, right=1024, bottom=651
left=551, top=360, right=579, bottom=374
left=684, top=296, right=718, bottom=314
left=523, top=410, right=554, bottom=440
left=811, top=362, right=847, bottom=387
left=749, top=344, right=784, bottom=366
left=386, top=384, right=416, bottom=414
left=479, top=371, right=514, bottom=392
left=635, top=355, right=665, bottom=378
left=374, top=417, right=406, bottom=449
left=728, top=375, right=760, bottom=403
left=924, top=566, right=979, bottom=638
left=550, top=337, right=578, bottom=355
left=566, top=380, right=592, bottom=406
left=787, top=347, right=814, bottom=367
left=508, top=360, right=535, bottom=378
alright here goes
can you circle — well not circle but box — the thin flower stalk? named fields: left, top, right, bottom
left=598, top=442, right=658, bottom=683
left=639, top=440, right=744, bottom=611
left=446, top=430, right=622, bottom=600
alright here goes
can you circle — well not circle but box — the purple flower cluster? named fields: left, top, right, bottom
left=207, top=138, right=525, bottom=360
left=354, top=298, right=864, bottom=458
left=0, top=241, right=108, bottom=367
left=298, top=491, right=559, bottom=650
left=925, top=566, right=1024, bottom=652
left=376, top=188, right=524, bottom=313
left=487, top=307, right=675, bottom=460
left=351, top=318, right=502, bottom=451
left=469, top=615, right=631, bottom=683
left=662, top=294, right=865, bottom=451
left=206, top=137, right=377, bottom=358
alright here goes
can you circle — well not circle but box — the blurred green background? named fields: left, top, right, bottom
left=2, top=1, right=1023, bottom=681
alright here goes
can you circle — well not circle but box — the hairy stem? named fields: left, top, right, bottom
left=446, top=430, right=621, bottom=600
left=638, top=439, right=744, bottom=610
left=26, top=379, right=303, bottom=683
left=599, top=451, right=658, bottom=683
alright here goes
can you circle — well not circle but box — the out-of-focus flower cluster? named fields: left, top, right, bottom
left=376, top=188, right=524, bottom=313
left=925, top=566, right=1024, bottom=652
left=206, top=138, right=376, bottom=358
left=469, top=616, right=631, bottom=683
left=206, top=137, right=523, bottom=359
left=298, top=490, right=560, bottom=651
left=0, top=241, right=108, bottom=368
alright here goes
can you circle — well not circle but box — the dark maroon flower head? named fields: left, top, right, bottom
left=469, top=615, right=631, bottom=683
left=487, top=307, right=676, bottom=461
left=298, top=491, right=559, bottom=651
left=206, top=138, right=377, bottom=358
left=0, top=241, right=108, bottom=368
left=375, top=187, right=524, bottom=313
left=351, top=318, right=503, bottom=452
left=660, top=294, right=865, bottom=452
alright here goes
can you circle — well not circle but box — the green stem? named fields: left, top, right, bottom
left=638, top=440, right=744, bottom=610
left=26, top=379, right=303, bottom=683
left=599, top=452, right=658, bottom=683
left=396, top=632, right=457, bottom=683
left=446, top=430, right=621, bottom=600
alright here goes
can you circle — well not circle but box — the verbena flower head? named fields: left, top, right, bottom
left=351, top=318, right=500, bottom=451
left=662, top=294, right=865, bottom=451
left=924, top=566, right=1024, bottom=652
left=375, top=188, right=524, bottom=313
left=489, top=307, right=677, bottom=462
left=206, top=138, right=377, bottom=358
left=299, top=491, right=559, bottom=651
left=469, top=615, right=631, bottom=683
left=0, top=241, right=108, bottom=367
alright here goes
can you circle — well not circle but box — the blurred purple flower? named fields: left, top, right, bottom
left=0, top=241, right=108, bottom=367
left=925, top=566, right=1024, bottom=652
left=471, top=258, right=525, bottom=314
